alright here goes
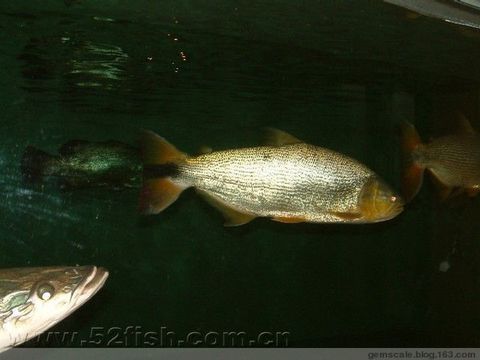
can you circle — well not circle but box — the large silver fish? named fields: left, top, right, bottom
left=0, top=265, right=108, bottom=352
left=140, top=129, right=403, bottom=225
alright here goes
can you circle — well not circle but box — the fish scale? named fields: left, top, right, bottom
left=421, top=135, right=480, bottom=186
left=178, top=144, right=377, bottom=222
left=401, top=120, right=480, bottom=202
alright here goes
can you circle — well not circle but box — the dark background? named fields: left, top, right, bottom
left=1, top=0, right=480, bottom=347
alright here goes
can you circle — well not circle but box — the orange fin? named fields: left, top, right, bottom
left=400, top=121, right=422, bottom=154
left=331, top=212, right=362, bottom=220
left=139, top=178, right=184, bottom=215
left=264, top=128, right=302, bottom=146
left=140, top=130, right=187, bottom=215
left=400, top=121, right=425, bottom=202
left=402, top=164, right=425, bottom=203
left=196, top=190, right=256, bottom=226
left=271, top=216, right=306, bottom=223
left=141, top=130, right=186, bottom=165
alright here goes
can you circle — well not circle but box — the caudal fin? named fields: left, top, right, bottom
left=139, top=130, right=187, bottom=215
left=400, top=122, right=425, bottom=203
left=21, top=146, right=56, bottom=183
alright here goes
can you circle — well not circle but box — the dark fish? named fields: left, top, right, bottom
left=401, top=117, right=480, bottom=202
left=21, top=140, right=142, bottom=189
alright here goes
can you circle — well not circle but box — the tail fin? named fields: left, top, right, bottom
left=139, top=130, right=187, bottom=215
left=400, top=122, right=425, bottom=203
left=21, top=146, right=56, bottom=183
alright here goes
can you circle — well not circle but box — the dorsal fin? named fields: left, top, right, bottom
left=197, top=146, right=213, bottom=155
left=457, top=113, right=476, bottom=135
left=58, top=140, right=90, bottom=156
left=264, top=128, right=302, bottom=146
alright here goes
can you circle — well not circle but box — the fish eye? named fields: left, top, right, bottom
left=37, top=283, right=55, bottom=301
left=390, top=196, right=397, bottom=202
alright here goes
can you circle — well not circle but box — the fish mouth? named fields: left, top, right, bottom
left=71, top=266, right=109, bottom=309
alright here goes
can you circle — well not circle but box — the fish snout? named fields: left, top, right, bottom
left=359, top=177, right=404, bottom=222
left=71, top=266, right=109, bottom=307
left=79, top=266, right=109, bottom=297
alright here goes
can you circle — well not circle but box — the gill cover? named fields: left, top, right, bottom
left=358, top=176, right=403, bottom=221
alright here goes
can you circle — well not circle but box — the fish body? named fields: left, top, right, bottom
left=141, top=129, right=403, bottom=225
left=21, top=140, right=141, bottom=189
left=401, top=120, right=480, bottom=201
left=384, top=0, right=480, bottom=30
left=0, top=265, right=108, bottom=352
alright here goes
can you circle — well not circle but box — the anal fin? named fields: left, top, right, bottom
left=271, top=216, right=306, bottom=224
left=430, top=174, right=454, bottom=201
left=196, top=190, right=256, bottom=226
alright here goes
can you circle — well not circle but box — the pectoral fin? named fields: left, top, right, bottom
left=331, top=211, right=363, bottom=221
left=264, top=128, right=302, bottom=146
left=271, top=216, right=306, bottom=223
left=196, top=190, right=256, bottom=226
left=466, top=186, right=480, bottom=197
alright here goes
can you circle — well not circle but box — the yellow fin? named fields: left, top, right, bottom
left=141, top=130, right=186, bottom=165
left=457, top=113, right=476, bottom=135
left=271, top=216, right=306, bottom=224
left=196, top=190, right=256, bottom=226
left=139, top=178, right=184, bottom=215
left=264, top=128, right=302, bottom=146
left=331, top=212, right=362, bottom=220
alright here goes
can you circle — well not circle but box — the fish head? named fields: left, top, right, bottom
left=358, top=176, right=404, bottom=222
left=0, top=266, right=108, bottom=348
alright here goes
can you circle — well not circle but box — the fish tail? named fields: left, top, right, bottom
left=21, top=146, right=57, bottom=183
left=400, top=121, right=425, bottom=202
left=139, top=130, right=187, bottom=215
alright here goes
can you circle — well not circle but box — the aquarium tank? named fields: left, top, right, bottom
left=1, top=0, right=480, bottom=350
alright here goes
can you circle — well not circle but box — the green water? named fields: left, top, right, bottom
left=1, top=0, right=480, bottom=347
